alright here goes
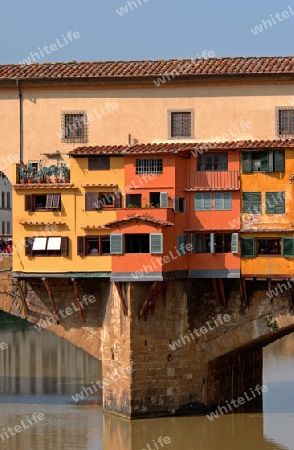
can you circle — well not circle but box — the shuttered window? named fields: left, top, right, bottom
left=174, top=198, right=186, bottom=213
left=46, top=194, right=60, bottom=209
left=160, top=192, right=168, bottom=208
left=194, top=193, right=212, bottom=210
left=265, top=192, right=285, bottom=214
left=242, top=192, right=261, bottom=214
left=177, top=235, right=187, bottom=255
left=113, top=192, right=122, bottom=208
left=214, top=193, right=232, bottom=210
left=25, top=236, right=68, bottom=256
left=77, top=236, right=86, bottom=256
left=242, top=151, right=285, bottom=173
left=25, top=195, right=33, bottom=211
left=282, top=238, right=294, bottom=257
left=85, top=193, right=101, bottom=211
left=110, top=234, right=123, bottom=254
left=241, top=238, right=255, bottom=258
left=278, top=110, right=294, bottom=135
left=231, top=233, right=239, bottom=254
left=88, top=157, right=110, bottom=170
left=150, top=233, right=163, bottom=254
left=25, top=194, right=61, bottom=211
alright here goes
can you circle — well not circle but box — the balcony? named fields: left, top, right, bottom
left=186, top=171, right=240, bottom=191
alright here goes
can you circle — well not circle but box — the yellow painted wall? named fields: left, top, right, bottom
left=2, top=82, right=294, bottom=180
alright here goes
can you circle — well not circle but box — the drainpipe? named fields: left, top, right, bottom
left=16, top=79, right=23, bottom=164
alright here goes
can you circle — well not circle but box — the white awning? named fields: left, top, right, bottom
left=47, top=237, right=61, bottom=250
left=32, top=237, right=47, bottom=251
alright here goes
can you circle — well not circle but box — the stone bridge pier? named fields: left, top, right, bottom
left=0, top=262, right=294, bottom=418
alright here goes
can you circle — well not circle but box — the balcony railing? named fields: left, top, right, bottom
left=188, top=171, right=240, bottom=190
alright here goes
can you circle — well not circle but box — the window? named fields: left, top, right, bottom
left=174, top=198, right=186, bottom=213
left=77, top=236, right=110, bottom=256
left=214, top=193, right=232, bottom=210
left=62, top=112, right=87, bottom=143
left=194, top=193, right=212, bottom=210
left=125, top=194, right=142, bottom=208
left=125, top=234, right=149, bottom=253
left=241, top=238, right=255, bottom=258
left=265, top=192, right=285, bottom=214
left=257, top=239, right=281, bottom=256
left=170, top=112, right=192, bottom=137
left=109, top=233, right=163, bottom=254
left=242, top=151, right=285, bottom=173
left=25, top=194, right=61, bottom=212
left=277, top=109, right=294, bottom=135
left=1, top=192, right=4, bottom=209
left=191, top=233, right=236, bottom=253
left=85, top=192, right=117, bottom=211
left=282, top=238, right=294, bottom=257
left=6, top=193, right=10, bottom=209
left=149, top=192, right=168, bottom=208
left=6, top=222, right=10, bottom=234
left=177, top=235, right=188, bottom=255
left=198, top=153, right=228, bottom=171
left=88, top=157, right=110, bottom=171
left=25, top=237, right=68, bottom=256
left=242, top=192, right=261, bottom=214
left=136, top=159, right=163, bottom=174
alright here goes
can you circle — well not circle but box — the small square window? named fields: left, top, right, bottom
left=277, top=109, right=294, bottom=135
left=61, top=111, right=88, bottom=143
left=170, top=112, right=192, bottom=138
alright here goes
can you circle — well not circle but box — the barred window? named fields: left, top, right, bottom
left=61, top=112, right=88, bottom=143
left=171, top=112, right=192, bottom=137
left=277, top=109, right=294, bottom=135
left=136, top=159, right=163, bottom=174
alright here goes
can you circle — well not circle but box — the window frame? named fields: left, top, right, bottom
left=135, top=159, right=163, bottom=175
left=25, top=194, right=61, bottom=212
left=61, top=111, right=88, bottom=143
left=242, top=192, right=262, bottom=214
left=168, top=109, right=194, bottom=139
left=194, top=193, right=212, bottom=211
left=242, top=150, right=285, bottom=173
left=214, top=192, right=232, bottom=211
left=265, top=192, right=285, bottom=214
left=277, top=107, right=294, bottom=136
left=77, top=236, right=110, bottom=256
left=25, top=236, right=68, bottom=257
left=197, top=152, right=228, bottom=172
left=88, top=157, right=110, bottom=171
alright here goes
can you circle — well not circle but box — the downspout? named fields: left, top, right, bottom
left=16, top=79, right=23, bottom=164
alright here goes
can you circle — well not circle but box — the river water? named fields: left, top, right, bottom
left=0, top=312, right=293, bottom=450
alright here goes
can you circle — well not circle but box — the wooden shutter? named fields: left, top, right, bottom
left=88, top=157, right=110, bottom=170
left=182, top=198, right=186, bottom=213
left=173, top=198, right=180, bottom=213
left=214, top=193, right=223, bottom=210
left=25, top=195, right=33, bottom=212
left=242, top=152, right=252, bottom=173
left=191, top=234, right=196, bottom=254
left=125, top=194, right=131, bottom=207
left=231, top=233, right=239, bottom=254
left=252, top=192, right=261, bottom=214
left=241, top=238, right=255, bottom=258
left=266, top=192, right=285, bottom=214
left=204, top=193, right=212, bottom=210
left=77, top=237, right=85, bottom=256
left=85, top=193, right=100, bottom=211
left=260, top=152, right=269, bottom=172
left=61, top=237, right=68, bottom=256
left=177, top=235, right=187, bottom=255
left=160, top=192, right=168, bottom=208
left=268, top=151, right=274, bottom=172
left=282, top=238, right=294, bottom=257
left=276, top=192, right=285, bottom=214
left=275, top=151, right=285, bottom=172
left=210, top=233, right=215, bottom=254
left=110, top=234, right=123, bottom=254
left=150, top=233, right=163, bottom=254
left=52, top=194, right=60, bottom=209
left=194, top=193, right=203, bottom=210
left=113, top=192, right=122, bottom=208
left=45, top=194, right=54, bottom=208
left=242, top=192, right=251, bottom=213
left=25, top=237, right=33, bottom=256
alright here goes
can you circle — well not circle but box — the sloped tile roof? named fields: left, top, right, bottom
left=105, top=214, right=174, bottom=228
left=1, top=57, right=294, bottom=80
left=69, top=139, right=294, bottom=156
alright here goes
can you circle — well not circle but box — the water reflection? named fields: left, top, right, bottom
left=0, top=312, right=294, bottom=449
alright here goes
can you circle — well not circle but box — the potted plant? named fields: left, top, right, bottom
left=19, top=165, right=28, bottom=184
left=27, top=163, right=33, bottom=183
left=60, top=163, right=70, bottom=183
left=50, top=164, right=59, bottom=183
left=44, top=166, right=52, bottom=183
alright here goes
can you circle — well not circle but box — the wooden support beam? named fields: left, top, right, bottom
left=114, top=282, right=128, bottom=316
left=16, top=280, right=29, bottom=315
left=43, top=279, right=59, bottom=324
left=212, top=278, right=221, bottom=305
left=72, top=280, right=85, bottom=324
left=163, top=281, right=171, bottom=308
left=241, top=278, right=248, bottom=309
left=139, top=281, right=161, bottom=320
left=219, top=279, right=227, bottom=307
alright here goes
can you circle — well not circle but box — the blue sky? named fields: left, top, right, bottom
left=1, top=0, right=294, bottom=64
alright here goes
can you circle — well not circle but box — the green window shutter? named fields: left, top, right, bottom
left=160, top=192, right=168, bottom=208
left=231, top=233, right=239, bottom=254
left=276, top=192, right=285, bottom=213
left=282, top=238, right=294, bottom=257
left=242, top=192, right=251, bottom=213
left=177, top=235, right=187, bottom=255
left=268, top=151, right=274, bottom=172
left=242, top=152, right=252, bottom=173
left=274, top=151, right=285, bottom=172
left=252, top=192, right=261, bottom=214
left=173, top=198, right=180, bottom=213
left=210, top=233, right=215, bottom=254
left=110, top=234, right=123, bottom=254
left=260, top=152, right=269, bottom=172
left=241, top=238, right=255, bottom=258
left=150, top=233, right=163, bottom=254
left=191, top=234, right=196, bottom=253
left=266, top=192, right=285, bottom=214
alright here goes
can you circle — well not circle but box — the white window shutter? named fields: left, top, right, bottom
left=204, top=193, right=212, bottom=210
left=210, top=233, right=215, bottom=253
left=223, top=193, right=232, bottom=210
left=110, top=234, right=123, bottom=254
left=150, top=233, right=163, bottom=254
left=231, top=233, right=239, bottom=254
left=214, top=193, right=223, bottom=210
left=174, top=197, right=180, bottom=213
left=160, top=192, right=168, bottom=208
left=194, top=193, right=203, bottom=210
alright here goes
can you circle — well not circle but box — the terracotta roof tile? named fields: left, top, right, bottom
left=105, top=214, right=174, bottom=228
left=69, top=139, right=294, bottom=156
left=1, top=57, right=294, bottom=80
